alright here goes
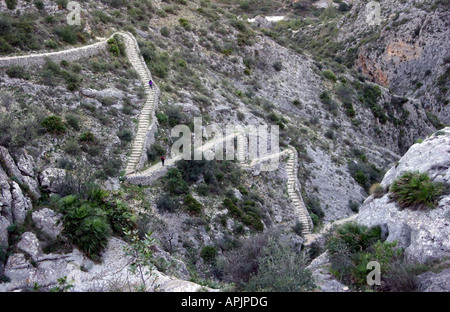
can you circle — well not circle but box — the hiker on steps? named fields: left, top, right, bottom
left=161, top=156, right=165, bottom=166
left=149, top=79, right=153, bottom=89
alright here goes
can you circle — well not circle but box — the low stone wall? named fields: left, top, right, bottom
left=0, top=41, right=108, bottom=68
left=124, top=166, right=169, bottom=186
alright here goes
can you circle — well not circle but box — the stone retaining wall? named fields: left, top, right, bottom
left=0, top=41, right=108, bottom=68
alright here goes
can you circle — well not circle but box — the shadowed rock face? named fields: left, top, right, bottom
left=357, top=127, right=450, bottom=264
left=336, top=0, right=450, bottom=124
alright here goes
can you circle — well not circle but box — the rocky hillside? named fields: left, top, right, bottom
left=308, top=127, right=450, bottom=292
left=0, top=0, right=448, bottom=292
left=336, top=0, right=450, bottom=124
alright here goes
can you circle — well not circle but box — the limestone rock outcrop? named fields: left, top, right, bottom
left=357, top=128, right=450, bottom=264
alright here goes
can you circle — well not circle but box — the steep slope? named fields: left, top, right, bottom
left=336, top=0, right=450, bottom=123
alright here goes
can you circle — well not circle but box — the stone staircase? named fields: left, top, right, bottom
left=286, top=146, right=314, bottom=235
left=117, top=32, right=158, bottom=175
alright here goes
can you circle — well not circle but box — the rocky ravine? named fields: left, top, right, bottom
left=308, top=127, right=450, bottom=292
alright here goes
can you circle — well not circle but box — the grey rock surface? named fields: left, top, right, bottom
left=0, top=216, right=10, bottom=247
left=0, top=236, right=213, bottom=292
left=0, top=166, right=12, bottom=223
left=417, top=268, right=450, bottom=292
left=39, top=168, right=67, bottom=193
left=306, top=251, right=350, bottom=292
left=16, top=150, right=35, bottom=177
left=357, top=128, right=450, bottom=264
left=11, top=182, right=32, bottom=225
left=17, top=232, right=42, bottom=261
left=0, top=146, right=24, bottom=184
left=31, top=208, right=64, bottom=241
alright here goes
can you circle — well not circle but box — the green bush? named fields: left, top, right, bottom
left=184, top=195, right=202, bottom=214
left=160, top=26, right=170, bottom=37
left=323, top=70, right=337, bottom=82
left=156, top=112, right=169, bottom=125
left=166, top=167, right=188, bottom=195
left=0, top=37, right=13, bottom=53
left=390, top=171, right=444, bottom=210
left=304, top=194, right=324, bottom=223
left=5, top=0, right=17, bottom=10
left=146, top=143, right=165, bottom=162
left=56, top=187, right=135, bottom=260
left=64, top=140, right=81, bottom=155
left=117, top=129, right=133, bottom=143
left=102, top=158, right=122, bottom=177
left=103, top=199, right=136, bottom=235
left=178, top=18, right=191, bottom=30
left=348, top=161, right=382, bottom=192
left=54, top=25, right=79, bottom=44
left=65, top=114, right=80, bottom=131
left=156, top=193, right=178, bottom=213
left=34, top=0, right=44, bottom=10
left=327, top=222, right=381, bottom=254
left=292, top=221, right=304, bottom=236
left=41, top=115, right=66, bottom=134
left=223, top=198, right=242, bottom=217
left=272, top=61, right=283, bottom=71
left=245, top=239, right=315, bottom=292
left=426, top=112, right=445, bottom=130
left=326, top=222, right=385, bottom=287
left=59, top=195, right=112, bottom=260
left=200, top=246, right=217, bottom=262
left=107, top=38, right=121, bottom=56
left=79, top=132, right=95, bottom=143
left=6, top=65, right=29, bottom=79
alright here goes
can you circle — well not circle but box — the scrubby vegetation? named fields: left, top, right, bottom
left=51, top=187, right=136, bottom=261
left=390, top=171, right=446, bottom=210
left=326, top=222, right=428, bottom=291
left=217, top=230, right=315, bottom=291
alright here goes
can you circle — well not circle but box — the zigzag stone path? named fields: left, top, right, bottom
left=0, top=32, right=319, bottom=238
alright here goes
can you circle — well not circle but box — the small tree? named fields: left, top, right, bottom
left=123, top=229, right=157, bottom=291
left=245, top=239, right=315, bottom=292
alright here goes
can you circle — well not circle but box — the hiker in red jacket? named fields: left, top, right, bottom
left=161, top=156, right=165, bottom=166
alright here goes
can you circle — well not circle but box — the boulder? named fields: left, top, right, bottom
left=0, top=216, right=10, bottom=247
left=39, top=168, right=66, bottom=193
left=17, top=232, right=42, bottom=261
left=0, top=147, right=40, bottom=200
left=31, top=208, right=64, bottom=241
left=1, top=253, right=35, bottom=290
left=11, top=182, right=32, bottom=225
left=417, top=268, right=450, bottom=292
left=21, top=175, right=40, bottom=200
left=232, top=188, right=243, bottom=201
left=0, top=167, right=13, bottom=222
left=380, top=128, right=450, bottom=188
left=0, top=146, right=24, bottom=184
left=151, top=244, right=190, bottom=281
left=306, top=251, right=351, bottom=292
left=16, top=150, right=35, bottom=177
left=96, top=88, right=125, bottom=100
